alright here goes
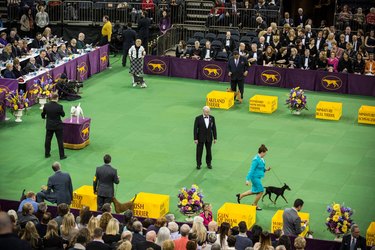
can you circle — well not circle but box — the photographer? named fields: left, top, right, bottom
left=55, top=73, right=82, bottom=101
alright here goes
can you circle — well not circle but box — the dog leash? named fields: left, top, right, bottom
left=270, top=167, right=284, bottom=186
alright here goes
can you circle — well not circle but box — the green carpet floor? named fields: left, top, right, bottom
left=0, top=57, right=374, bottom=240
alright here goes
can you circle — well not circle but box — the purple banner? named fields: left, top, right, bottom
left=26, top=73, right=49, bottom=106
left=63, top=117, right=91, bottom=147
left=244, top=65, right=256, bottom=84
left=284, top=68, right=317, bottom=91
left=143, top=55, right=170, bottom=76
left=347, top=74, right=375, bottom=97
left=198, top=60, right=227, bottom=82
left=170, top=57, right=198, bottom=79
left=51, top=64, right=66, bottom=81
left=0, top=91, right=6, bottom=121
left=64, top=60, right=77, bottom=80
left=254, top=66, right=285, bottom=88
left=88, top=49, right=100, bottom=76
left=98, top=45, right=109, bottom=72
left=315, top=71, right=348, bottom=94
left=76, top=54, right=89, bottom=81
left=0, top=79, right=18, bottom=93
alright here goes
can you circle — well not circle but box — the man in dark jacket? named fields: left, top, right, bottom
left=340, top=224, right=367, bottom=250
left=41, top=93, right=66, bottom=159
left=36, top=162, right=73, bottom=205
left=0, top=212, right=32, bottom=250
left=138, top=11, right=151, bottom=48
left=227, top=50, right=249, bottom=102
left=122, top=22, right=137, bottom=67
left=93, top=154, right=120, bottom=210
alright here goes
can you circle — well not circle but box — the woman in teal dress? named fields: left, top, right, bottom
left=236, top=144, right=271, bottom=210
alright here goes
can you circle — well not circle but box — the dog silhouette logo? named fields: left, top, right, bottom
left=0, top=85, right=11, bottom=94
left=80, top=122, right=90, bottom=140
left=203, top=64, right=223, bottom=79
left=147, top=59, right=167, bottom=74
left=77, top=62, right=88, bottom=79
left=321, top=76, right=342, bottom=90
left=261, top=70, right=281, bottom=85
left=100, top=52, right=108, bottom=66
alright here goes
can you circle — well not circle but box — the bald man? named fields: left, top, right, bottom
left=135, top=231, right=161, bottom=250
left=194, top=106, right=217, bottom=170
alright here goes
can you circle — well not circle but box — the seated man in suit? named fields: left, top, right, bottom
left=224, top=31, right=235, bottom=54
left=58, top=44, right=72, bottom=59
left=279, top=12, right=294, bottom=27
left=77, top=33, right=86, bottom=49
left=299, top=48, right=316, bottom=70
left=36, top=162, right=73, bottom=205
left=29, top=33, right=44, bottom=49
left=201, top=41, right=216, bottom=61
left=135, top=230, right=161, bottom=250
left=248, top=43, right=263, bottom=65
left=340, top=224, right=367, bottom=250
left=68, top=38, right=79, bottom=54
left=23, top=57, right=40, bottom=73
left=51, top=44, right=62, bottom=62
left=35, top=50, right=50, bottom=68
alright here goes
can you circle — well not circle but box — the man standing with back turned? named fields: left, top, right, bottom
left=93, top=154, right=120, bottom=211
left=282, top=198, right=309, bottom=236
left=41, top=93, right=66, bottom=160
left=194, top=106, right=217, bottom=170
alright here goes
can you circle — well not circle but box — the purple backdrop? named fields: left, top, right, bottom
left=76, top=54, right=90, bottom=81
left=315, top=71, right=348, bottom=94
left=51, top=64, right=66, bottom=81
left=170, top=57, right=198, bottom=79
left=347, top=74, right=375, bottom=97
left=0, top=79, right=18, bottom=93
left=88, top=49, right=100, bottom=76
left=284, top=68, right=317, bottom=91
left=0, top=91, right=5, bottom=121
left=99, top=46, right=109, bottom=71
left=143, top=55, right=170, bottom=76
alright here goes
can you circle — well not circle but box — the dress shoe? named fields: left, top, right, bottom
left=45, top=154, right=51, bottom=158
left=60, top=155, right=68, bottom=160
left=196, top=165, right=201, bottom=170
left=207, top=165, right=212, bottom=169
left=236, top=194, right=241, bottom=204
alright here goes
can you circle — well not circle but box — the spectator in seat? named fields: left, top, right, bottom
left=316, top=51, right=328, bottom=71
left=263, top=46, right=275, bottom=66
left=18, top=203, right=39, bottom=228
left=159, top=10, right=171, bottom=35
left=331, top=41, right=344, bottom=58
left=279, top=12, right=294, bottom=27
left=41, top=27, right=53, bottom=44
left=175, top=40, right=187, bottom=58
left=29, top=32, right=44, bottom=49
left=327, top=51, right=339, bottom=72
left=337, top=5, right=352, bottom=30
left=132, top=221, right=146, bottom=246
left=264, top=27, right=273, bottom=45
left=0, top=212, right=32, bottom=250
left=35, top=212, right=51, bottom=238
left=208, top=0, right=225, bottom=25
left=190, top=41, right=201, bottom=60
left=58, top=43, right=71, bottom=58
left=271, top=35, right=281, bottom=52
left=7, top=28, right=21, bottom=43
left=68, top=39, right=79, bottom=54
left=304, top=25, right=315, bottom=40
left=285, top=29, right=297, bottom=46
left=51, top=44, right=62, bottom=61
left=224, top=31, right=235, bottom=54
left=18, top=191, right=39, bottom=213
left=135, top=230, right=161, bottom=250
left=20, top=221, right=43, bottom=249
left=300, top=48, right=316, bottom=70
left=11, top=39, right=22, bottom=58
left=272, top=229, right=282, bottom=247
left=340, top=224, right=367, bottom=250
left=326, top=32, right=336, bottom=50
left=0, top=44, right=13, bottom=61
left=353, top=53, right=365, bottom=74
left=53, top=203, right=70, bottom=229
left=258, top=36, right=268, bottom=51
left=294, top=236, right=306, bottom=250
left=19, top=39, right=30, bottom=55
left=237, top=42, right=248, bottom=58
left=235, top=221, right=253, bottom=250
left=358, top=45, right=369, bottom=60
left=86, top=227, right=111, bottom=250
left=275, top=47, right=289, bottom=67
left=343, top=26, right=352, bottom=43
left=174, top=224, right=190, bottom=250
left=77, top=33, right=86, bottom=50
left=338, top=51, right=353, bottom=73
left=256, top=17, right=267, bottom=33
left=366, top=8, right=375, bottom=30
left=307, top=37, right=317, bottom=58
left=24, top=57, right=40, bottom=73
left=36, top=50, right=50, bottom=67
left=12, top=58, right=24, bottom=78
left=353, top=8, right=365, bottom=29
left=0, top=32, right=8, bottom=47
left=345, top=43, right=355, bottom=59
left=288, top=47, right=300, bottom=68
left=60, top=213, right=78, bottom=242
left=3, top=63, right=16, bottom=79
left=103, top=218, right=121, bottom=246
left=253, top=231, right=273, bottom=250
left=338, top=34, right=347, bottom=50
left=295, top=8, right=306, bottom=27
left=199, top=203, right=213, bottom=227
left=254, top=0, right=267, bottom=10
left=365, top=53, right=375, bottom=75
left=168, top=222, right=180, bottom=240
left=277, top=235, right=292, bottom=250
left=352, top=35, right=361, bottom=53
left=365, top=30, right=375, bottom=54
left=315, top=31, right=325, bottom=51
left=201, top=41, right=216, bottom=61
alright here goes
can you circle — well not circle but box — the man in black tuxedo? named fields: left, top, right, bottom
left=340, top=224, right=367, bottom=250
left=86, top=228, right=111, bottom=250
left=122, top=22, right=137, bottom=67
left=248, top=43, right=263, bottom=65
left=299, top=49, right=316, bottom=70
left=201, top=41, right=216, bottom=60
left=41, top=93, right=66, bottom=159
left=138, top=11, right=151, bottom=48
left=93, top=154, right=120, bottom=210
left=35, top=50, right=50, bottom=68
left=227, top=50, right=249, bottom=102
left=36, top=162, right=73, bottom=205
left=295, top=8, right=306, bottom=27
left=193, top=106, right=217, bottom=170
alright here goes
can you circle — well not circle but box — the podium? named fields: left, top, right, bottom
left=71, top=185, right=97, bottom=211
left=217, top=203, right=256, bottom=228
left=63, top=117, right=91, bottom=149
left=133, top=192, right=170, bottom=219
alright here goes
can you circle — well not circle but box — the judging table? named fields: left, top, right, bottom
left=0, top=44, right=109, bottom=106
left=143, top=55, right=375, bottom=97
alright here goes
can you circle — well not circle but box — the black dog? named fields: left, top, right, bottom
left=262, top=183, right=291, bottom=204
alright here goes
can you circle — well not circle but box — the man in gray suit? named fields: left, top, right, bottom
left=36, top=162, right=73, bottom=205
left=93, top=154, right=120, bottom=211
left=282, top=198, right=308, bottom=236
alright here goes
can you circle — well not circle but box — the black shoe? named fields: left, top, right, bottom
left=45, top=154, right=51, bottom=158
left=207, top=165, right=212, bottom=169
left=60, top=155, right=67, bottom=160
left=236, top=194, right=241, bottom=204
left=196, top=165, right=201, bottom=170
left=256, top=206, right=262, bottom=211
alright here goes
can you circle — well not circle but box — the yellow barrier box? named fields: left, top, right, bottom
left=367, top=222, right=375, bottom=246
left=206, top=91, right=235, bottom=110
left=358, top=106, right=375, bottom=125
left=133, top=192, right=170, bottom=219
left=217, top=203, right=256, bottom=228
left=271, top=210, right=310, bottom=237
left=71, top=185, right=97, bottom=211
left=249, top=95, right=278, bottom=114
left=315, top=101, right=342, bottom=121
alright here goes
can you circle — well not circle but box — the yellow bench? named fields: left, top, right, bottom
left=316, top=101, right=342, bottom=121
left=206, top=91, right=235, bottom=110
left=367, top=222, right=375, bottom=247
left=249, top=95, right=278, bottom=114
left=271, top=210, right=310, bottom=237
left=133, top=192, right=170, bottom=219
left=217, top=203, right=256, bottom=228
left=358, top=105, right=375, bottom=125
left=71, top=185, right=97, bottom=211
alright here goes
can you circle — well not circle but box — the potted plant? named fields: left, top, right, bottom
left=286, top=87, right=308, bottom=115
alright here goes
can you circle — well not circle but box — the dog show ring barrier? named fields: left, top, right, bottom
left=271, top=210, right=310, bottom=237
left=133, top=192, right=170, bottom=219
left=71, top=185, right=98, bottom=211
left=63, top=117, right=91, bottom=149
left=217, top=203, right=256, bottom=228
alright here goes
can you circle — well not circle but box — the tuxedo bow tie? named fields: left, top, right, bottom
left=204, top=117, right=209, bottom=119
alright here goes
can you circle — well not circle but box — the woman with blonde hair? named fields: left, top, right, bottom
left=21, top=221, right=43, bottom=249
left=117, top=240, right=132, bottom=250
left=162, top=239, right=175, bottom=250
left=294, top=236, right=306, bottom=250
left=87, top=216, right=100, bottom=238
left=103, top=218, right=121, bottom=245
left=60, top=213, right=79, bottom=242
left=156, top=226, right=172, bottom=246
left=253, top=231, right=274, bottom=250
left=191, top=219, right=207, bottom=246
left=99, top=212, right=113, bottom=231
left=43, top=220, right=64, bottom=249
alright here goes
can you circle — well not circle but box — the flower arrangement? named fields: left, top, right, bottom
left=5, top=90, right=29, bottom=113
left=34, top=75, right=55, bottom=99
left=286, top=87, right=308, bottom=112
left=326, top=203, right=354, bottom=236
left=177, top=184, right=204, bottom=215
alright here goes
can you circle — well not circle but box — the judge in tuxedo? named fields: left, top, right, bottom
left=201, top=41, right=216, bottom=60
left=35, top=50, right=50, bottom=67
left=227, top=50, right=249, bottom=102
left=193, top=106, right=217, bottom=170
left=41, top=93, right=66, bottom=160
left=340, top=224, right=367, bottom=250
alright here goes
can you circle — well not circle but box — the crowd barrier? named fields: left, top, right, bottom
left=143, top=55, right=375, bottom=97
